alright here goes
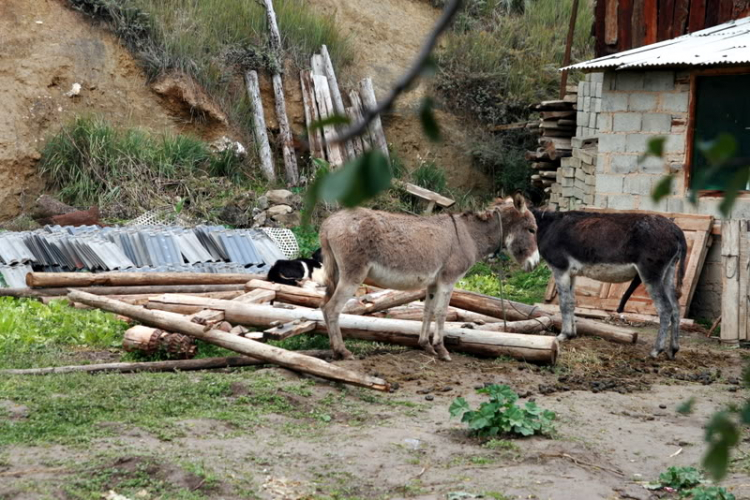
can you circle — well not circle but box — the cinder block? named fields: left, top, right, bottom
left=589, top=112, right=597, bottom=129
left=585, top=174, right=596, bottom=185
left=576, top=126, right=583, bottom=137
left=608, top=194, right=636, bottom=210
left=595, top=194, right=608, bottom=207
left=582, top=163, right=597, bottom=175
left=560, top=176, right=575, bottom=187
left=603, top=72, right=616, bottom=91
left=665, top=134, right=686, bottom=154
left=577, top=111, right=585, bottom=124
left=626, top=134, right=650, bottom=153
left=628, top=93, right=658, bottom=111
left=583, top=81, right=591, bottom=96
left=548, top=202, right=559, bottom=211
left=598, top=112, right=613, bottom=132
left=597, top=174, right=624, bottom=193
left=561, top=166, right=576, bottom=178
left=594, top=98, right=602, bottom=113
left=641, top=113, right=672, bottom=133
left=616, top=71, right=645, bottom=91
left=613, top=113, right=643, bottom=132
left=639, top=155, right=667, bottom=174
left=602, top=93, right=629, bottom=112
left=584, top=194, right=595, bottom=205
left=611, top=154, right=639, bottom=173
left=666, top=197, right=684, bottom=213
left=660, top=92, right=689, bottom=113
left=589, top=72, right=605, bottom=84
left=561, top=157, right=574, bottom=167
left=595, top=82, right=603, bottom=96
left=638, top=195, right=668, bottom=212
left=644, top=71, right=675, bottom=91
left=575, top=168, right=586, bottom=182
left=571, top=157, right=582, bottom=168
left=599, top=134, right=627, bottom=153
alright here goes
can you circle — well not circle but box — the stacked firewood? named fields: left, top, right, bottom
left=526, top=85, right=578, bottom=196
left=5, top=272, right=642, bottom=389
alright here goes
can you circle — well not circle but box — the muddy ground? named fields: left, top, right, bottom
left=1, top=325, right=749, bottom=500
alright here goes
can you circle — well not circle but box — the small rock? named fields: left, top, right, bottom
left=441, top=386, right=453, bottom=392
left=474, top=384, right=483, bottom=390
left=728, top=377, right=740, bottom=385
left=257, top=195, right=269, bottom=210
left=267, top=204, right=292, bottom=217
left=403, top=438, right=421, bottom=450
left=267, top=189, right=295, bottom=205
left=65, top=83, right=82, bottom=97
left=252, top=211, right=267, bottom=226
left=389, top=382, right=400, bottom=392
left=270, top=210, right=301, bottom=227
left=659, top=404, right=667, bottom=409
left=729, top=386, right=738, bottom=393
left=425, top=395, right=434, bottom=401
left=416, top=389, right=430, bottom=395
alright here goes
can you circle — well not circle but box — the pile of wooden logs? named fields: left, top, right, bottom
left=527, top=85, right=578, bottom=196
left=301, top=47, right=390, bottom=168
left=5, top=271, right=641, bottom=390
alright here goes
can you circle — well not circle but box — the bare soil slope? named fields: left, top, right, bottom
left=0, top=0, right=226, bottom=221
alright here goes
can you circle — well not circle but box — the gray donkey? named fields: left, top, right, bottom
left=319, top=195, right=539, bottom=361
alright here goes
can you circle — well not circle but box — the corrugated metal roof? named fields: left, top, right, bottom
left=566, top=16, right=750, bottom=71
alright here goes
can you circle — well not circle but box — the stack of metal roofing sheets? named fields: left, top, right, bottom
left=0, top=224, right=287, bottom=287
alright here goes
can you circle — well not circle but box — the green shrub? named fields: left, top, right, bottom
left=39, top=116, right=245, bottom=218
left=659, top=466, right=704, bottom=490
left=450, top=384, right=556, bottom=437
left=688, top=486, right=735, bottom=500
left=470, top=129, right=538, bottom=199
left=412, top=160, right=448, bottom=194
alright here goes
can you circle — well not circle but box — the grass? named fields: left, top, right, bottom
left=68, top=0, right=352, bottom=139
left=39, top=116, right=253, bottom=219
left=459, top=260, right=551, bottom=305
left=436, top=0, right=594, bottom=126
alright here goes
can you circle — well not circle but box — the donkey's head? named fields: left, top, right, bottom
left=495, top=194, right=539, bottom=272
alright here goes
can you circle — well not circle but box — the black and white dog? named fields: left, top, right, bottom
left=267, top=248, right=325, bottom=286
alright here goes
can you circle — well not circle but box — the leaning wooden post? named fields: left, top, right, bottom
left=244, top=70, right=276, bottom=182
left=262, top=0, right=299, bottom=185
left=321, top=45, right=355, bottom=161
left=68, top=291, right=390, bottom=391
left=300, top=70, right=326, bottom=160
left=359, top=77, right=390, bottom=161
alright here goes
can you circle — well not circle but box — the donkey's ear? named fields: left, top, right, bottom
left=513, top=192, right=527, bottom=214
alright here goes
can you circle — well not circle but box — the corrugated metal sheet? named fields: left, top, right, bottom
left=0, top=224, right=289, bottom=288
left=568, top=15, right=750, bottom=70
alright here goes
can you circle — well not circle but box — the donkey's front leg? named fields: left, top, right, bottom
left=418, top=285, right=438, bottom=356
left=322, top=282, right=360, bottom=360
left=431, top=284, right=455, bottom=362
left=554, top=271, right=577, bottom=341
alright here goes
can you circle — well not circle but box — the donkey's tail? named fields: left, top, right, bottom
left=675, top=230, right=688, bottom=300
left=320, top=234, right=338, bottom=306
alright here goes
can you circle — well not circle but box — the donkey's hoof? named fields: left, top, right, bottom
left=556, top=333, right=570, bottom=342
left=436, top=345, right=452, bottom=362
left=649, top=349, right=662, bottom=359
left=419, top=341, right=437, bottom=356
left=667, top=348, right=679, bottom=360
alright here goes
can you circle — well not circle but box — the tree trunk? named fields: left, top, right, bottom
left=358, top=78, right=390, bottom=161
left=27, top=272, right=262, bottom=288
left=68, top=290, right=390, bottom=391
left=221, top=303, right=559, bottom=364
left=450, top=289, right=637, bottom=344
left=0, top=352, right=332, bottom=376
left=245, top=70, right=276, bottom=181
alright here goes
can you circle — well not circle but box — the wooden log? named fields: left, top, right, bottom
left=372, top=305, right=459, bottom=322
left=300, top=70, right=326, bottom=160
left=450, top=289, right=637, bottom=344
left=222, top=303, right=558, bottom=364
left=68, top=291, right=390, bottom=391
left=245, top=70, right=276, bottom=181
left=721, top=220, right=741, bottom=346
left=264, top=320, right=317, bottom=341
left=0, top=284, right=247, bottom=298
left=345, top=106, right=365, bottom=157
left=245, top=279, right=324, bottom=307
left=541, top=110, right=576, bottom=120
left=311, top=74, right=346, bottom=167
left=531, top=302, right=695, bottom=326
left=343, top=289, right=428, bottom=316
left=359, top=78, right=390, bottom=161
left=27, top=272, right=262, bottom=288
left=448, top=316, right=553, bottom=334
left=321, top=45, right=355, bottom=161
left=49, top=290, right=245, bottom=308
left=233, top=289, right=276, bottom=304
left=348, top=90, right=372, bottom=151
left=271, top=73, right=299, bottom=185
left=123, top=325, right=197, bottom=358
left=0, top=352, right=332, bottom=376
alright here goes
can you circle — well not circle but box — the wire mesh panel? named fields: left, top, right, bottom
left=261, top=228, right=299, bottom=258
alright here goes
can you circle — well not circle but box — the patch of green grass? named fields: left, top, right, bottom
left=458, top=262, right=551, bottom=305
left=0, top=298, right=127, bottom=365
left=292, top=225, right=321, bottom=258
left=483, top=439, right=520, bottom=452
left=483, top=492, right=513, bottom=500
left=412, top=159, right=448, bottom=195
left=39, top=116, right=248, bottom=219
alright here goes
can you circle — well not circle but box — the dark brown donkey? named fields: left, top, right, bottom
left=532, top=209, right=687, bottom=359
left=319, top=195, right=539, bottom=361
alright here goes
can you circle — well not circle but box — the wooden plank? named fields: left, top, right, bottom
left=658, top=0, right=675, bottom=42
left=271, top=73, right=299, bottom=185
left=300, top=70, right=326, bottom=161
left=345, top=106, right=364, bottom=157
left=605, top=0, right=619, bottom=45
left=718, top=0, right=735, bottom=22
left=321, top=45, right=355, bottom=162
left=706, top=0, right=721, bottom=26
left=739, top=220, right=750, bottom=341
left=348, top=91, right=373, bottom=152
left=264, top=320, right=317, bottom=341
left=644, top=0, right=658, bottom=44
left=631, top=0, right=646, bottom=47
left=359, top=78, right=390, bottom=161
left=244, top=71, right=276, bottom=181
left=673, top=0, right=691, bottom=37
left=688, top=0, right=707, bottom=32
left=311, top=74, right=346, bottom=167
left=618, top=0, right=633, bottom=52
left=545, top=209, right=714, bottom=318
left=721, top=220, right=741, bottom=346
left=595, top=0, right=608, bottom=57
left=403, top=182, right=455, bottom=208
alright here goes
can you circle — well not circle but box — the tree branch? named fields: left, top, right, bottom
left=333, top=0, right=463, bottom=145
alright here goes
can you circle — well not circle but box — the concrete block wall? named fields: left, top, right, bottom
left=549, top=142, right=598, bottom=211
left=576, top=73, right=603, bottom=139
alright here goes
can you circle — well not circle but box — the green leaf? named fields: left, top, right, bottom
left=688, top=486, right=736, bottom=500
left=703, top=411, right=740, bottom=481
left=718, top=167, right=750, bottom=216
left=640, top=136, right=667, bottom=160
left=651, top=175, right=674, bottom=202
left=419, top=97, right=441, bottom=142
left=658, top=466, right=703, bottom=489
left=309, top=114, right=350, bottom=131
left=698, top=133, right=738, bottom=166
left=677, top=397, right=696, bottom=415
left=449, top=397, right=471, bottom=419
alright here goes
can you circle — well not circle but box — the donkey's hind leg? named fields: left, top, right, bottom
left=645, top=278, right=671, bottom=359
left=431, top=284, right=455, bottom=362
left=663, top=261, right=681, bottom=359
left=554, top=270, right=577, bottom=341
left=322, top=277, right=364, bottom=360
left=418, top=284, right=439, bottom=356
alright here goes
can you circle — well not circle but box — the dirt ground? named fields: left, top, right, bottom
left=2, top=326, right=749, bottom=500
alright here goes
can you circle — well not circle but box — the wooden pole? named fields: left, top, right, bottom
left=721, top=220, right=740, bottom=347
left=245, top=70, right=276, bottom=181
left=68, top=291, right=390, bottom=391
left=272, top=73, right=299, bottom=185
left=221, top=303, right=559, bottom=364
left=1, top=284, right=247, bottom=298
left=348, top=90, right=373, bottom=151
left=450, top=289, right=637, bottom=344
left=358, top=78, right=390, bottom=161
left=27, top=272, right=263, bottom=288
left=321, top=45, right=355, bottom=161
left=559, top=0, right=580, bottom=99
left=0, top=352, right=332, bottom=376
left=300, top=70, right=326, bottom=160
left=311, top=74, right=346, bottom=167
